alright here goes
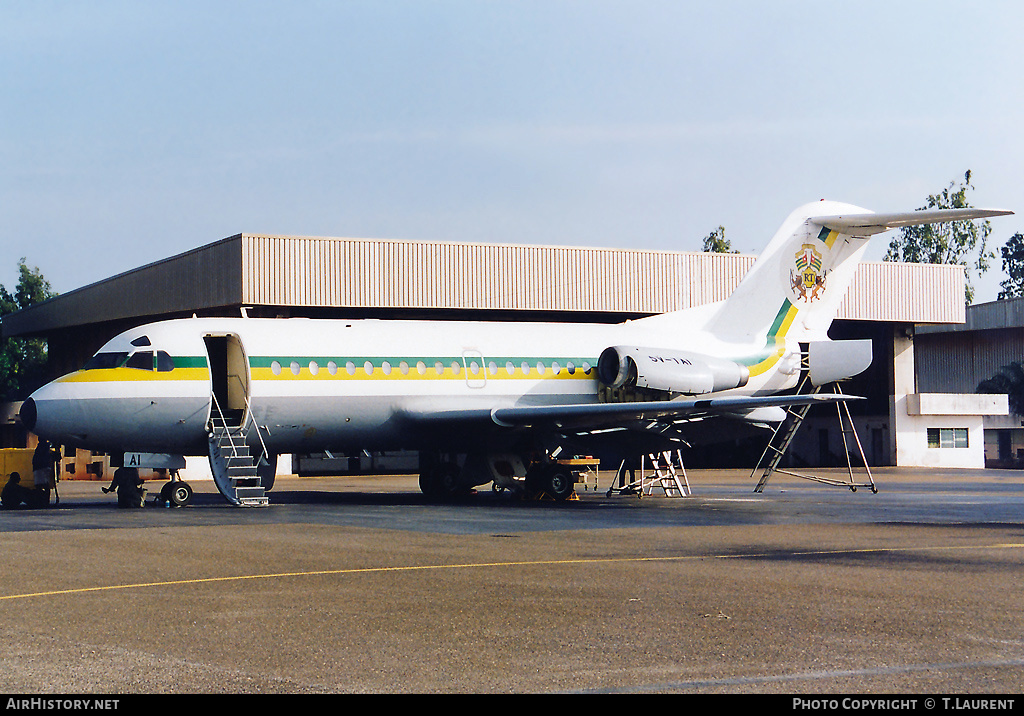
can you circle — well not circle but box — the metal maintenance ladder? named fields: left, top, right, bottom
left=607, top=449, right=691, bottom=498
left=208, top=395, right=270, bottom=507
left=643, top=450, right=691, bottom=497
left=751, top=378, right=876, bottom=494
left=752, top=374, right=821, bottom=491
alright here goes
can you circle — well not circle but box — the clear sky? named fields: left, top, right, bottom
left=2, top=1, right=1022, bottom=305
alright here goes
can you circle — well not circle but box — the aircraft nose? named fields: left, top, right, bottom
left=19, top=397, right=37, bottom=432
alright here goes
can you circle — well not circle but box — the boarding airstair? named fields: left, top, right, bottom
left=751, top=374, right=875, bottom=494
left=208, top=395, right=270, bottom=507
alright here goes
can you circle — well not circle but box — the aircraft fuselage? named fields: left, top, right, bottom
left=23, top=309, right=794, bottom=458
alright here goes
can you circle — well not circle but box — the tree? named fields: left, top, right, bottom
left=883, top=170, right=994, bottom=303
left=0, top=258, right=57, bottom=400
left=702, top=225, right=738, bottom=253
left=977, top=362, right=1024, bottom=415
left=997, top=232, right=1024, bottom=300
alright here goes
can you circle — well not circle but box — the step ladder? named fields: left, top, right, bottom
left=607, top=449, right=691, bottom=497
left=643, top=450, right=691, bottom=497
left=208, top=396, right=270, bottom=507
left=751, top=377, right=876, bottom=494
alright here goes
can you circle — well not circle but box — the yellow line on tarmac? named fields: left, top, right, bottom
left=3, top=542, right=1023, bottom=602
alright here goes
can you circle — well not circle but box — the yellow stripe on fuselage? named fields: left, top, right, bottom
left=55, top=367, right=210, bottom=383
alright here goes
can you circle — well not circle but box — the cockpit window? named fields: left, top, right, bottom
left=82, top=348, right=173, bottom=372
left=82, top=352, right=129, bottom=370
left=156, top=351, right=175, bottom=372
left=130, top=336, right=152, bottom=347
left=125, top=351, right=154, bottom=371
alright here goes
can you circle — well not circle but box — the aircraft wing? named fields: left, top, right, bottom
left=401, top=392, right=856, bottom=433
left=813, top=208, right=1013, bottom=236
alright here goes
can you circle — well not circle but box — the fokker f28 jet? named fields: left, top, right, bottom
left=20, top=201, right=1012, bottom=506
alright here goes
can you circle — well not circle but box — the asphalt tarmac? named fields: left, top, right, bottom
left=1, top=467, right=1023, bottom=695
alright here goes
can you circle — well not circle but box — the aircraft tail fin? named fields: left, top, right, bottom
left=703, top=201, right=1013, bottom=345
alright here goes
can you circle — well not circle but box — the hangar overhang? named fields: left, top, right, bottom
left=3, top=232, right=966, bottom=342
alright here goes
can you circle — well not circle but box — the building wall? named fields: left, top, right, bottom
left=890, top=325, right=1009, bottom=468
left=916, top=327, right=1024, bottom=395
left=896, top=414, right=988, bottom=469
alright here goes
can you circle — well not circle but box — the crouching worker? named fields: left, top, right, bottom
left=1, top=473, right=35, bottom=509
left=103, top=467, right=146, bottom=508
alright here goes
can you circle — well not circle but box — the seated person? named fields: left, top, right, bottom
left=1, top=473, right=34, bottom=509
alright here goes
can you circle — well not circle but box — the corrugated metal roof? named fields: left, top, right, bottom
left=917, top=295, right=1024, bottom=334
left=240, top=234, right=755, bottom=314
left=916, top=326, right=1024, bottom=394
left=3, top=233, right=966, bottom=337
left=840, top=261, right=965, bottom=324
left=3, top=237, right=242, bottom=337
left=240, top=233, right=964, bottom=322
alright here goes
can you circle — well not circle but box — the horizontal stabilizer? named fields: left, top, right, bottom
left=813, top=208, right=1013, bottom=237
left=808, top=339, right=873, bottom=386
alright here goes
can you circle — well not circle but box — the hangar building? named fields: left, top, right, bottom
left=916, top=297, right=1024, bottom=468
left=0, top=231, right=1009, bottom=480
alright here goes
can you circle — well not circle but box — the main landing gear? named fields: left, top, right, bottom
left=418, top=451, right=594, bottom=503
left=523, top=461, right=576, bottom=501
left=418, top=461, right=470, bottom=500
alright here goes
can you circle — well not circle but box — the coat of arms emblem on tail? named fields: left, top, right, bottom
left=791, top=243, right=827, bottom=302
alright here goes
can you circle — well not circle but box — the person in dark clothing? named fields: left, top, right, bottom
left=1, top=473, right=32, bottom=509
left=103, top=467, right=147, bottom=508
left=32, top=440, right=60, bottom=506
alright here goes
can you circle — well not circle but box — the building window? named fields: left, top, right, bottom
left=927, top=427, right=969, bottom=449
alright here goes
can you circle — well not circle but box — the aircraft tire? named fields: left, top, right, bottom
left=419, top=465, right=463, bottom=499
left=166, top=481, right=193, bottom=508
left=526, top=464, right=574, bottom=501
left=546, top=469, right=575, bottom=501
left=418, top=470, right=440, bottom=498
left=438, top=465, right=461, bottom=495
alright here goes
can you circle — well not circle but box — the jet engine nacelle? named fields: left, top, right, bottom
left=597, top=346, right=750, bottom=395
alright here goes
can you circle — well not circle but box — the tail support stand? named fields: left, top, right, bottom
left=752, top=380, right=876, bottom=494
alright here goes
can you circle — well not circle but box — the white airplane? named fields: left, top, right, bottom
left=20, top=201, right=1012, bottom=506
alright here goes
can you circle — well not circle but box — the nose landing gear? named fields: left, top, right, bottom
left=156, top=470, right=193, bottom=508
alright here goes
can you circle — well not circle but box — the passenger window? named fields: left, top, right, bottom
left=125, top=351, right=154, bottom=371
left=156, top=351, right=175, bottom=372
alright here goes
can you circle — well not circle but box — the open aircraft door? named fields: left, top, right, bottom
left=202, top=333, right=271, bottom=506
left=203, top=333, right=251, bottom=426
